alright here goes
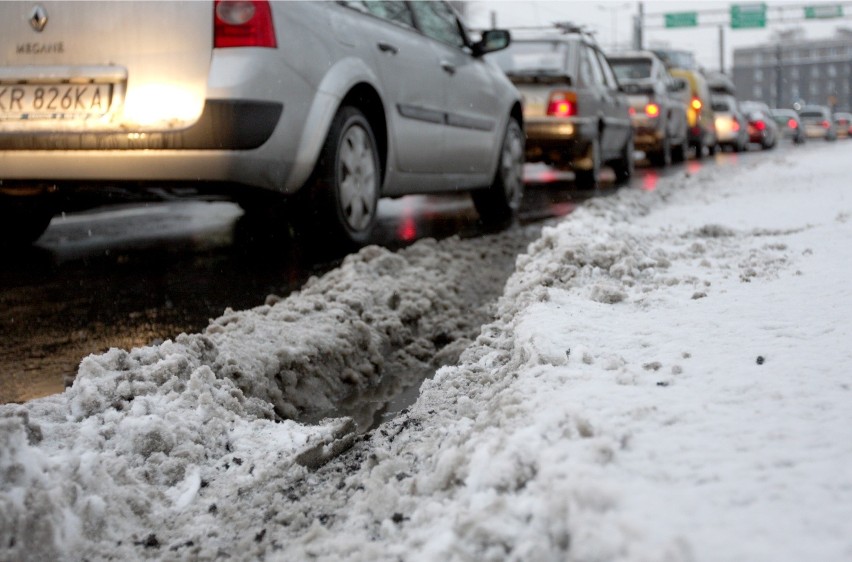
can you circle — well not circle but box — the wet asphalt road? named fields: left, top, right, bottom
left=0, top=149, right=761, bottom=404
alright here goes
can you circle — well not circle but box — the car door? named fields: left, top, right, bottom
left=339, top=1, right=446, bottom=174
left=585, top=43, right=627, bottom=158
left=409, top=1, right=501, bottom=175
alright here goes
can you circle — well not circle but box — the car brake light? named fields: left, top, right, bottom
left=546, top=92, right=577, bottom=117
left=691, top=97, right=702, bottom=111
left=755, top=120, right=766, bottom=131
left=732, top=121, right=740, bottom=131
left=822, top=120, right=830, bottom=129
left=787, top=119, right=797, bottom=129
left=214, top=0, right=276, bottom=48
left=645, top=103, right=660, bottom=117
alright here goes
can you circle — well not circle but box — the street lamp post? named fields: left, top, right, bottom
left=597, top=2, right=632, bottom=52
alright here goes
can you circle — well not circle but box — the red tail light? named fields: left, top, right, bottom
left=214, top=0, right=276, bottom=48
left=754, top=120, right=766, bottom=131
left=645, top=103, right=660, bottom=117
left=787, top=119, right=797, bottom=129
left=547, top=92, right=577, bottom=117
left=822, top=120, right=830, bottom=129
left=690, top=97, right=702, bottom=111
left=628, top=107, right=636, bottom=116
left=732, top=121, right=740, bottom=131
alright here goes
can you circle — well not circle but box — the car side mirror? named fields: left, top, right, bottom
left=472, top=29, right=511, bottom=57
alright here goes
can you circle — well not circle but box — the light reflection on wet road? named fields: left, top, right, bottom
left=0, top=148, right=757, bottom=404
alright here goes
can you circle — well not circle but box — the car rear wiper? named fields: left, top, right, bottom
left=505, top=70, right=572, bottom=86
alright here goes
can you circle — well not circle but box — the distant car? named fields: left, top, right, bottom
left=799, top=105, right=837, bottom=141
left=669, top=68, right=718, bottom=158
left=711, top=94, right=748, bottom=152
left=740, top=101, right=778, bottom=149
left=607, top=51, right=689, bottom=167
left=833, top=112, right=852, bottom=139
left=0, top=1, right=524, bottom=248
left=489, top=26, right=633, bottom=188
left=770, top=109, right=806, bottom=144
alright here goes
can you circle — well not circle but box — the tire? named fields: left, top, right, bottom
left=648, top=135, right=672, bottom=168
left=0, top=196, right=54, bottom=249
left=294, top=106, right=381, bottom=250
left=574, top=137, right=601, bottom=190
left=693, top=139, right=704, bottom=159
left=472, top=117, right=524, bottom=228
left=671, top=135, right=688, bottom=163
left=610, top=136, right=634, bottom=185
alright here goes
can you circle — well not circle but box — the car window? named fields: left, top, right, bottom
left=609, top=59, right=652, bottom=81
left=488, top=41, right=570, bottom=75
left=580, top=45, right=604, bottom=87
left=711, top=99, right=731, bottom=112
left=409, top=1, right=465, bottom=49
left=594, top=49, right=619, bottom=89
left=342, top=1, right=415, bottom=27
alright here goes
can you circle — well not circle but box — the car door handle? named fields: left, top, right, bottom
left=377, top=42, right=398, bottom=55
left=440, top=61, right=456, bottom=75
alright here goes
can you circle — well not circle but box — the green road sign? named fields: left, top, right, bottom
left=731, top=3, right=767, bottom=28
left=805, top=5, right=843, bottom=19
left=665, top=12, right=698, bottom=28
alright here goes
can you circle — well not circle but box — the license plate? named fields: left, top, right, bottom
left=0, top=83, right=113, bottom=120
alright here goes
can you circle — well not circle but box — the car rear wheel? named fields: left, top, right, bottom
left=0, top=196, right=54, bottom=249
left=472, top=116, right=524, bottom=228
left=295, top=106, right=380, bottom=250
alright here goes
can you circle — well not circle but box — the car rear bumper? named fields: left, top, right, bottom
left=522, top=117, right=596, bottom=168
left=0, top=99, right=282, bottom=151
left=632, top=126, right=665, bottom=152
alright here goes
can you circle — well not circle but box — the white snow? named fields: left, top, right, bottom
left=2, top=143, right=852, bottom=561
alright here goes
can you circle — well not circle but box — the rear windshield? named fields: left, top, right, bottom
left=608, top=59, right=652, bottom=81
left=711, top=98, right=732, bottom=112
left=489, top=41, right=572, bottom=75
left=800, top=110, right=825, bottom=118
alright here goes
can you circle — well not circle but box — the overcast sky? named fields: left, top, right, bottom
left=467, top=1, right=852, bottom=72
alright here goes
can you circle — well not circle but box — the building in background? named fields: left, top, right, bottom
left=733, top=28, right=852, bottom=111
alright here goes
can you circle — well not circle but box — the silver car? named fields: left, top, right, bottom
left=0, top=1, right=524, bottom=247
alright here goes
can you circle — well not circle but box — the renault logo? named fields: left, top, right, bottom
left=29, top=5, right=48, bottom=32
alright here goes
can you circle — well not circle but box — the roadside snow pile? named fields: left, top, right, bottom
left=3, top=145, right=852, bottom=562
left=0, top=230, right=533, bottom=561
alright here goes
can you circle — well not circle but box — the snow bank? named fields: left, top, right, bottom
left=3, top=145, right=852, bottom=561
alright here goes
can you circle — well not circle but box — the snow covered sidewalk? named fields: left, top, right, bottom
left=2, top=144, right=852, bottom=561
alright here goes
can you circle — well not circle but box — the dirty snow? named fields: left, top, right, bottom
left=2, top=143, right=852, bottom=561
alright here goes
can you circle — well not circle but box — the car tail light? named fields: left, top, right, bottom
left=754, top=120, right=766, bottom=131
left=732, top=120, right=740, bottom=131
left=214, top=0, right=276, bottom=48
left=546, top=92, right=577, bottom=117
left=690, top=97, right=702, bottom=111
left=645, top=103, right=660, bottom=117
left=822, top=120, right=830, bottom=129
left=628, top=107, right=636, bottom=116
left=788, top=119, right=797, bottom=129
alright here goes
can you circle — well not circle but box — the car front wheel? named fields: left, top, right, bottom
left=472, top=116, right=524, bottom=228
left=610, top=136, right=634, bottom=185
left=575, top=137, right=601, bottom=190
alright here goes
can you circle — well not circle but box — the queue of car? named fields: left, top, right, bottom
left=1, top=0, right=524, bottom=248
left=2, top=4, right=850, bottom=250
